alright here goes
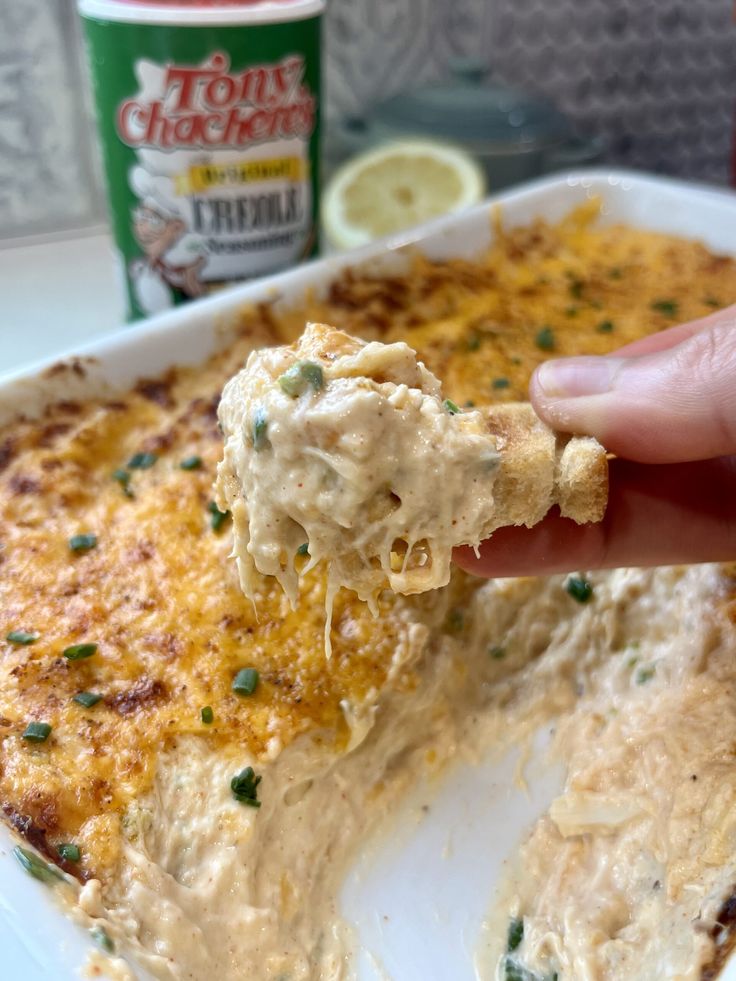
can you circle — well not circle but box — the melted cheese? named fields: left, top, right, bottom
left=216, top=323, right=499, bottom=646
left=2, top=204, right=736, bottom=979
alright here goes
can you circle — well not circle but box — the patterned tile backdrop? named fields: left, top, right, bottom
left=1, top=0, right=734, bottom=239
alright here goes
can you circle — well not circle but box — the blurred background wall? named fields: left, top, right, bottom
left=1, top=0, right=734, bottom=241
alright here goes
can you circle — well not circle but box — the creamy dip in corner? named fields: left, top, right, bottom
left=215, top=322, right=500, bottom=644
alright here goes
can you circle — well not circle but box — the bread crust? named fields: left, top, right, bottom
left=482, top=403, right=608, bottom=534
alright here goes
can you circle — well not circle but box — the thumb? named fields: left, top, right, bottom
left=530, top=310, right=736, bottom=463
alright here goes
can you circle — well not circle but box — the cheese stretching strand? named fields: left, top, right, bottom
left=216, top=322, right=608, bottom=648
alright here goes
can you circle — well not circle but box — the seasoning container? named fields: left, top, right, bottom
left=328, top=59, right=603, bottom=192
left=78, top=0, right=324, bottom=320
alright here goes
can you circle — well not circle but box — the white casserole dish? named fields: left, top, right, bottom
left=2, top=169, right=736, bottom=980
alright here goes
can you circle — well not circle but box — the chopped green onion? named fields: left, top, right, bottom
left=636, top=666, right=655, bottom=685
left=127, top=451, right=157, bottom=469
left=596, top=320, right=615, bottom=333
left=296, top=542, right=309, bottom=556
left=609, top=267, right=623, bottom=279
left=565, top=576, right=593, bottom=604
left=180, top=455, right=203, bottom=471
left=492, top=377, right=510, bottom=389
left=443, top=399, right=461, bottom=415
left=535, top=326, right=555, bottom=351
left=90, top=925, right=115, bottom=954
left=112, top=468, right=134, bottom=498
left=252, top=406, right=269, bottom=451
left=569, top=279, right=584, bottom=299
left=208, top=501, right=230, bottom=532
left=464, top=400, right=476, bottom=408
left=278, top=360, right=324, bottom=397
left=69, top=533, right=97, bottom=553
left=651, top=299, right=679, bottom=318
left=511, top=356, right=522, bottom=366
left=13, top=845, right=62, bottom=882
left=232, top=667, right=259, bottom=696
left=489, top=645, right=506, bottom=660
left=703, top=296, right=721, bottom=308
left=565, top=306, right=579, bottom=317
left=6, top=630, right=38, bottom=646
left=73, top=691, right=102, bottom=708
left=201, top=705, right=214, bottom=724
left=507, top=917, right=524, bottom=952
left=446, top=609, right=464, bottom=633
left=58, top=843, right=80, bottom=862
left=63, top=643, right=97, bottom=661
left=466, top=333, right=481, bottom=351
left=23, top=721, right=52, bottom=742
left=503, top=959, right=540, bottom=981
left=230, top=766, right=262, bottom=807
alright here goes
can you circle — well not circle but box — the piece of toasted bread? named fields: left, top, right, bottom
left=480, top=402, right=608, bottom=536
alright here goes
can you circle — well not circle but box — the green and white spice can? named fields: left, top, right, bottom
left=79, top=0, right=324, bottom=320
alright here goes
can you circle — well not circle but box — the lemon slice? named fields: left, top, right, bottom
left=322, top=140, right=486, bottom=250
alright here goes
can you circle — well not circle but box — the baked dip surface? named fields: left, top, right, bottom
left=2, top=204, right=736, bottom=979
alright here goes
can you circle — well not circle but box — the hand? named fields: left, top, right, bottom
left=454, top=306, right=736, bottom=578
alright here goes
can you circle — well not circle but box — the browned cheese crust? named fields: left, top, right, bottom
left=2, top=202, right=736, bottom=884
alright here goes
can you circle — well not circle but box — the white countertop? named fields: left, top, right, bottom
left=0, top=229, right=125, bottom=374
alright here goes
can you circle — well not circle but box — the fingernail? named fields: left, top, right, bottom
left=535, top=357, right=624, bottom=399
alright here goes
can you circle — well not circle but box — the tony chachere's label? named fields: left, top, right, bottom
left=81, top=9, right=322, bottom=319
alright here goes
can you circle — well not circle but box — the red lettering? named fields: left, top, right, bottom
left=116, top=99, right=147, bottom=145
left=164, top=52, right=228, bottom=111
left=279, top=56, right=305, bottom=101
left=203, top=73, right=237, bottom=110
left=116, top=53, right=315, bottom=150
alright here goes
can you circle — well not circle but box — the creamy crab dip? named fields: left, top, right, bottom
left=216, top=322, right=500, bottom=647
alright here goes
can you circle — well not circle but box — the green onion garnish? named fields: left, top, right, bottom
left=492, top=377, right=510, bottom=389
left=278, top=360, right=324, bottom=398
left=90, top=925, right=115, bottom=954
left=230, top=766, right=262, bottom=807
left=609, top=267, right=623, bottom=279
left=443, top=399, right=461, bottom=415
left=13, top=845, right=62, bottom=882
left=69, top=533, right=97, bottom=553
left=73, top=691, right=102, bottom=708
left=112, top=468, right=134, bottom=498
left=703, top=296, right=721, bottom=308
left=596, top=320, right=615, bottom=333
left=23, top=721, right=52, bottom=742
left=58, top=843, right=80, bottom=862
left=6, top=630, right=38, bottom=646
left=127, top=452, right=157, bottom=470
left=535, top=326, right=555, bottom=351
left=569, top=279, right=584, bottom=299
left=651, top=299, right=679, bottom=318
left=180, top=455, right=202, bottom=471
left=63, top=643, right=97, bottom=661
left=232, top=667, right=259, bottom=696
left=507, top=917, right=524, bottom=952
left=489, top=645, right=506, bottom=659
left=446, top=609, right=464, bottom=633
left=252, top=406, right=269, bottom=451
left=296, top=542, right=309, bottom=556
left=466, top=333, right=481, bottom=351
left=565, top=576, right=593, bottom=604
left=636, top=666, right=655, bottom=685
left=208, top=501, right=230, bottom=532
left=201, top=706, right=214, bottom=724
left=565, top=306, right=578, bottom=317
